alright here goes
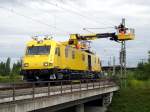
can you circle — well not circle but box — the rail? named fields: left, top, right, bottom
left=0, top=78, right=117, bottom=103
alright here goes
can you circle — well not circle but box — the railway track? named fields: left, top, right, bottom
left=0, top=83, right=31, bottom=90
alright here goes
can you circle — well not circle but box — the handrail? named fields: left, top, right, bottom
left=0, top=78, right=117, bottom=103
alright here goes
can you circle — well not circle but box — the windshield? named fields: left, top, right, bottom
left=26, top=46, right=50, bottom=55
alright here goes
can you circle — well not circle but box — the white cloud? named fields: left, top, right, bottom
left=0, top=0, right=150, bottom=66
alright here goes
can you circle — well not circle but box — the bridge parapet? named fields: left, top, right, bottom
left=0, top=78, right=119, bottom=112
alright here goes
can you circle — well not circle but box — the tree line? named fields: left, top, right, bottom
left=135, top=51, right=150, bottom=80
left=0, top=57, right=21, bottom=76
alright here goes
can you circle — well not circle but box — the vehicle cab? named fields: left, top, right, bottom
left=22, top=38, right=56, bottom=70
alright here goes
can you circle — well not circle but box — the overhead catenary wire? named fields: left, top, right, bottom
left=83, top=27, right=115, bottom=30
left=30, top=0, right=114, bottom=29
left=83, top=26, right=116, bottom=34
left=0, top=1, right=116, bottom=35
left=83, top=26, right=116, bottom=33
left=56, top=0, right=115, bottom=26
left=43, top=0, right=114, bottom=27
left=43, top=0, right=97, bottom=25
left=14, top=0, right=111, bottom=35
left=15, top=0, right=88, bottom=33
left=13, top=1, right=71, bottom=35
left=0, top=5, right=70, bottom=35
left=83, top=28, right=95, bottom=34
left=5, top=0, right=115, bottom=35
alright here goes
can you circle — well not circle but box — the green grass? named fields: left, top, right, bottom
left=0, top=75, right=22, bottom=83
left=107, top=79, right=150, bottom=112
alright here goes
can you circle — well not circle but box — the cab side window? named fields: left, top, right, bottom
left=65, top=47, right=69, bottom=58
left=72, top=51, right=75, bottom=59
left=98, top=58, right=100, bottom=64
left=55, top=48, right=57, bottom=55
left=55, top=47, right=60, bottom=56
left=82, top=54, right=85, bottom=61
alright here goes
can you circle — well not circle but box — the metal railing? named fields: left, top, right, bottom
left=0, top=78, right=117, bottom=103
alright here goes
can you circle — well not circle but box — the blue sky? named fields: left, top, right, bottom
left=0, top=0, right=150, bottom=67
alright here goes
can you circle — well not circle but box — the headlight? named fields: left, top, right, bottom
left=43, top=62, right=53, bottom=66
left=24, top=63, right=29, bottom=67
left=43, top=62, right=49, bottom=66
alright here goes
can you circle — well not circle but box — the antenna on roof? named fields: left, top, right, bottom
left=31, top=36, right=38, bottom=41
left=44, top=35, right=53, bottom=40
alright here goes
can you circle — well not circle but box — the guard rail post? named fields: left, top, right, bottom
left=32, top=82, right=35, bottom=99
left=12, top=83, right=15, bottom=101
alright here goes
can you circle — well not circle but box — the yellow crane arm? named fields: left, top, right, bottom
left=68, top=27, right=134, bottom=48
left=69, top=33, right=118, bottom=45
left=69, top=31, right=134, bottom=44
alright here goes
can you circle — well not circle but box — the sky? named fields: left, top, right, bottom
left=0, top=0, right=150, bottom=67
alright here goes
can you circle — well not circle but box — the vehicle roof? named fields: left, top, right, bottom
left=27, top=39, right=59, bottom=46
